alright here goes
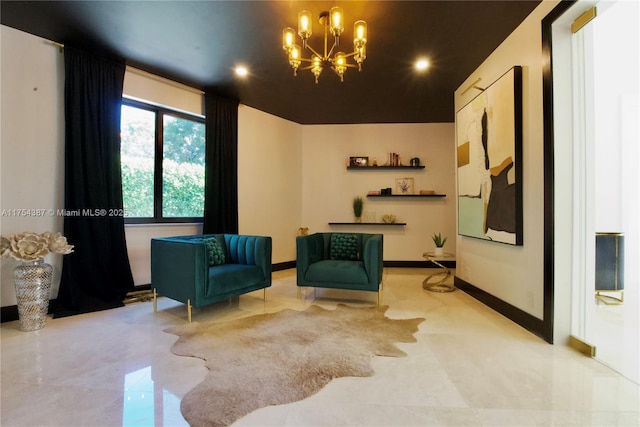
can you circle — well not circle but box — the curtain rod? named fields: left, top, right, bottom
left=46, top=40, right=204, bottom=95
left=47, top=40, right=64, bottom=52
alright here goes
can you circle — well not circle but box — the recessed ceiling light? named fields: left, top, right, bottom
left=235, top=65, right=249, bottom=77
left=415, top=58, right=430, bottom=72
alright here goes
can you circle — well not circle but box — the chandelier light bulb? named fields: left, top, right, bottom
left=354, top=20, right=367, bottom=48
left=355, top=45, right=366, bottom=71
left=283, top=27, right=296, bottom=51
left=289, top=45, right=302, bottom=75
left=312, top=56, right=322, bottom=84
left=329, top=7, right=344, bottom=36
left=334, top=52, right=347, bottom=82
left=298, top=11, right=313, bottom=40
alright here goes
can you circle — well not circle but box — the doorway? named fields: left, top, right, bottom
left=554, top=0, right=639, bottom=383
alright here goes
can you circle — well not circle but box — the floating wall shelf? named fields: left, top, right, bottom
left=328, top=222, right=407, bottom=226
left=367, top=194, right=446, bottom=198
left=347, top=166, right=425, bottom=170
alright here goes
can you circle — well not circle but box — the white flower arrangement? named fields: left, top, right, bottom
left=1, top=231, right=74, bottom=262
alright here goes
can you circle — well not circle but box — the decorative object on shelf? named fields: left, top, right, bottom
left=381, top=214, right=396, bottom=224
left=381, top=187, right=392, bottom=195
left=349, top=156, right=369, bottom=167
left=387, top=152, right=402, bottom=166
left=371, top=157, right=378, bottom=166
left=328, top=222, right=406, bottom=226
left=353, top=196, right=364, bottom=222
left=347, top=165, right=425, bottom=170
left=395, top=177, right=414, bottom=194
left=298, top=227, right=309, bottom=236
left=432, top=232, right=447, bottom=256
left=367, top=193, right=446, bottom=198
left=410, top=157, right=420, bottom=166
left=419, top=189, right=435, bottom=195
left=282, top=7, right=367, bottom=83
left=1, top=231, right=74, bottom=331
left=363, top=211, right=377, bottom=223
left=457, top=66, right=523, bottom=245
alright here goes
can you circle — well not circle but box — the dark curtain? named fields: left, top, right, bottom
left=55, top=47, right=134, bottom=317
left=203, top=93, right=239, bottom=234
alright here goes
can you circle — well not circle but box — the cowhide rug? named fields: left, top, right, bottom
left=165, top=304, right=424, bottom=426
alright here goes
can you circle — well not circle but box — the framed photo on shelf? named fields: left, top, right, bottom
left=395, top=177, right=414, bottom=194
left=349, top=156, right=369, bottom=167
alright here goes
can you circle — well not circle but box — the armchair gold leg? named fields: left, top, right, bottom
left=297, top=287, right=301, bottom=299
left=187, top=299, right=192, bottom=323
left=263, top=288, right=267, bottom=302
left=377, top=281, right=383, bottom=306
left=153, top=289, right=157, bottom=312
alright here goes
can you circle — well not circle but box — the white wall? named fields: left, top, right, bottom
left=1, top=26, right=65, bottom=306
left=301, top=123, right=456, bottom=260
left=237, top=105, right=303, bottom=263
left=454, top=1, right=560, bottom=319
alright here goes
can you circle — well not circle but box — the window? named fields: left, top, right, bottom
left=120, top=99, right=205, bottom=223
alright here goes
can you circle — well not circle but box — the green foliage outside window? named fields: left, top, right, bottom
left=121, top=156, right=154, bottom=218
left=162, top=159, right=205, bottom=217
left=121, top=103, right=205, bottom=220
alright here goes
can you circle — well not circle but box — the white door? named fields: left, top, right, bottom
left=570, top=0, right=639, bottom=383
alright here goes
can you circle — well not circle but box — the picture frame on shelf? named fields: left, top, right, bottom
left=395, top=177, right=414, bottom=194
left=349, top=156, right=369, bottom=167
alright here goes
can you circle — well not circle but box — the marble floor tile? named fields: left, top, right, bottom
left=1, top=268, right=638, bottom=426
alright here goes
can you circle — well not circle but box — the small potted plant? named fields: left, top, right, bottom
left=353, top=196, right=364, bottom=222
left=432, top=232, right=447, bottom=255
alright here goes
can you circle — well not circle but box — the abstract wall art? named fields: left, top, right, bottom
left=456, top=66, right=523, bottom=245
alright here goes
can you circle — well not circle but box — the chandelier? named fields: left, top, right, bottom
left=282, top=7, right=367, bottom=83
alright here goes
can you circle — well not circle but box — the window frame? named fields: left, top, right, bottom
left=121, top=98, right=206, bottom=224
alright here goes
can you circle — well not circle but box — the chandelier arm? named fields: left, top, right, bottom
left=323, top=22, right=329, bottom=58
left=326, top=40, right=340, bottom=60
left=304, top=44, right=323, bottom=60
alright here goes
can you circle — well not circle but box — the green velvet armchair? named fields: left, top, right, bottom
left=296, top=232, right=384, bottom=305
left=151, top=234, right=272, bottom=321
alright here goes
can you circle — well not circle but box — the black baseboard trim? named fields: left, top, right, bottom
left=276, top=260, right=456, bottom=269
left=273, top=261, right=296, bottom=271
left=454, top=276, right=547, bottom=341
left=0, top=305, right=19, bottom=323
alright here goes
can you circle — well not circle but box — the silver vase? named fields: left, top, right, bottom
left=13, top=259, right=53, bottom=331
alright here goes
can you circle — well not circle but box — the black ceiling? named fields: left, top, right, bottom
left=1, top=1, right=540, bottom=124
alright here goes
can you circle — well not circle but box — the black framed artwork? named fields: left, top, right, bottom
left=456, top=66, right=523, bottom=245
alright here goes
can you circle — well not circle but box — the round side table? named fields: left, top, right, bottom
left=422, top=252, right=455, bottom=292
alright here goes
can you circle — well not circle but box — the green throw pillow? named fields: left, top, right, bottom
left=330, top=234, right=359, bottom=260
left=201, top=237, right=225, bottom=266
